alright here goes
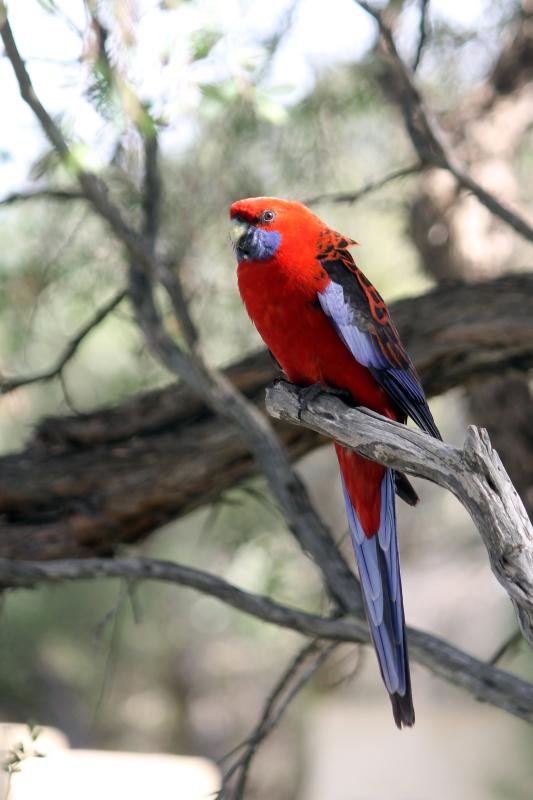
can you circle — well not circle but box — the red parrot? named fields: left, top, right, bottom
left=230, top=197, right=441, bottom=728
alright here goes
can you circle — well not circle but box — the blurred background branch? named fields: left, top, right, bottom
left=217, top=640, right=338, bottom=799
left=0, top=555, right=531, bottom=724
left=0, top=288, right=126, bottom=394
left=0, top=188, right=85, bottom=206
left=0, top=1, right=532, bottom=798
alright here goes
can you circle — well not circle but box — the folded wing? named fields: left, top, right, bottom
left=317, top=246, right=441, bottom=440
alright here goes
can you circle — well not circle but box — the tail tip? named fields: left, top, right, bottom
left=391, top=693, right=415, bottom=729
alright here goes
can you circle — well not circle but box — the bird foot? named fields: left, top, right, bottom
left=297, top=383, right=352, bottom=420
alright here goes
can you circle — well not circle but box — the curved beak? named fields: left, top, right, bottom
left=230, top=219, right=253, bottom=260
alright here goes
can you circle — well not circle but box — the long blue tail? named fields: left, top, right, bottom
left=341, top=465, right=414, bottom=728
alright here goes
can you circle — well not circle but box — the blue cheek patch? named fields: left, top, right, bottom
left=250, top=228, right=281, bottom=260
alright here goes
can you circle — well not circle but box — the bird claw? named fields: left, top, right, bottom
left=297, top=383, right=323, bottom=420
left=298, top=383, right=353, bottom=420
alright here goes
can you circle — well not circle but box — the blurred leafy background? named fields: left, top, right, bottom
left=0, top=1, right=532, bottom=798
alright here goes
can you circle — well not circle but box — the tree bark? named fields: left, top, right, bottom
left=1, top=275, right=532, bottom=560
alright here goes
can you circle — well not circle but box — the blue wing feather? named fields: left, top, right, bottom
left=375, top=366, right=441, bottom=439
left=318, top=262, right=441, bottom=440
left=318, top=279, right=386, bottom=369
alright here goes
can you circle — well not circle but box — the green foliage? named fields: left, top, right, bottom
left=1, top=4, right=531, bottom=796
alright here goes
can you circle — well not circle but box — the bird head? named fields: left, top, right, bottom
left=230, top=197, right=324, bottom=263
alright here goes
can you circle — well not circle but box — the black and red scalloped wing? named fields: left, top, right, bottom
left=317, top=237, right=441, bottom=440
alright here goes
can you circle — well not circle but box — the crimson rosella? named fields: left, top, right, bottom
left=230, top=197, right=441, bottom=729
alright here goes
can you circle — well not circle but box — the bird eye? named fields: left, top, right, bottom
left=261, top=210, right=275, bottom=224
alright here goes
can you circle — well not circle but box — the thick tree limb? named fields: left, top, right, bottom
left=0, top=351, right=318, bottom=560
left=385, top=273, right=533, bottom=397
left=1, top=273, right=532, bottom=561
left=266, top=381, right=533, bottom=646
left=0, top=555, right=531, bottom=723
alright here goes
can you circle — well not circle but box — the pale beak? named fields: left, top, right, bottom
left=230, top=219, right=253, bottom=260
left=230, top=219, right=249, bottom=247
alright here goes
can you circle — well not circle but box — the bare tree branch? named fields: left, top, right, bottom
left=0, top=555, right=358, bottom=639
left=446, top=163, right=533, bottom=241
left=0, top=555, right=531, bottom=723
left=304, top=163, right=424, bottom=206
left=266, top=381, right=533, bottom=646
left=0, top=188, right=84, bottom=205
left=218, top=639, right=336, bottom=799
left=353, top=0, right=533, bottom=242
left=490, top=629, right=523, bottom=665
left=412, top=0, right=431, bottom=71
left=0, top=288, right=127, bottom=394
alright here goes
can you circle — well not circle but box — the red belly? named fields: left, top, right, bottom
left=238, top=263, right=397, bottom=419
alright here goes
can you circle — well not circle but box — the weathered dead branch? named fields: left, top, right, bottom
left=266, top=381, right=533, bottom=646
